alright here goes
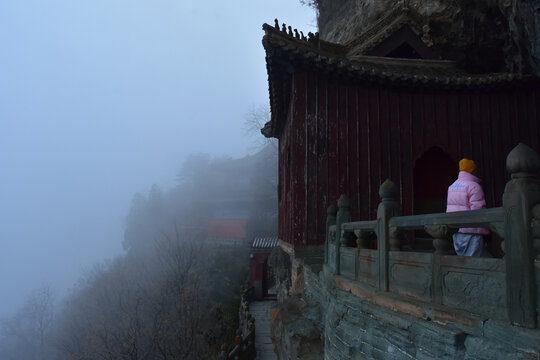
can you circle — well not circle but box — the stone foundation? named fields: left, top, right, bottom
left=271, top=257, right=540, bottom=359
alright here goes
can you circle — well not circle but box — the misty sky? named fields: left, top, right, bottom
left=0, top=1, right=316, bottom=318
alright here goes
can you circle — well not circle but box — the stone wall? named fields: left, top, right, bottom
left=311, top=0, right=540, bottom=75
left=271, top=259, right=540, bottom=359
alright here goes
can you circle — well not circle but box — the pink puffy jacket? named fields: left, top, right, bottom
left=446, top=171, right=490, bottom=235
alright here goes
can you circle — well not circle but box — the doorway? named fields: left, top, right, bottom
left=413, top=147, right=457, bottom=215
left=411, top=147, right=456, bottom=251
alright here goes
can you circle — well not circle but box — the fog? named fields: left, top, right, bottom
left=0, top=1, right=315, bottom=319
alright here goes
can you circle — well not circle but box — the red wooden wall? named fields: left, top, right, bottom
left=277, top=69, right=540, bottom=246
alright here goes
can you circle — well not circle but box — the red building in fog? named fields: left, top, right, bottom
left=206, top=219, right=247, bottom=247
left=249, top=237, right=278, bottom=299
left=262, top=18, right=540, bottom=248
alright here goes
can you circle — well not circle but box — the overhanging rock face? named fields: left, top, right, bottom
left=315, top=1, right=540, bottom=75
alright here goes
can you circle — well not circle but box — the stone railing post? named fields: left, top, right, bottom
left=502, top=143, right=540, bottom=328
left=325, top=205, right=337, bottom=265
left=532, top=204, right=540, bottom=262
left=335, top=195, right=351, bottom=275
left=376, top=179, right=401, bottom=291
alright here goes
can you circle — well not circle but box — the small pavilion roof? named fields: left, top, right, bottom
left=251, top=236, right=279, bottom=249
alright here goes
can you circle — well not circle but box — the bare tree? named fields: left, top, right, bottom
left=54, top=229, right=215, bottom=360
left=0, top=285, right=56, bottom=360
left=243, top=104, right=277, bottom=153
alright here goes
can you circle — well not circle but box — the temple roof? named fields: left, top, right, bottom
left=263, top=20, right=526, bottom=87
left=261, top=18, right=537, bottom=138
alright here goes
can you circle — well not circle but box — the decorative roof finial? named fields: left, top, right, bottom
left=300, top=31, right=306, bottom=41
left=281, top=23, right=287, bottom=33
left=288, top=26, right=293, bottom=36
left=294, top=29, right=300, bottom=39
left=274, top=18, right=279, bottom=30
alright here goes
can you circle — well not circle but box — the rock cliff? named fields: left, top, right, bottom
left=311, top=0, right=540, bottom=75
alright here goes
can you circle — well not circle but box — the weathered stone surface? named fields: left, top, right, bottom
left=290, top=259, right=306, bottom=296
left=270, top=295, right=324, bottom=359
left=340, top=247, right=357, bottom=279
left=268, top=246, right=292, bottom=304
left=273, top=262, right=540, bottom=359
left=311, top=0, right=540, bottom=75
left=328, top=243, right=337, bottom=273
left=388, top=251, right=432, bottom=300
left=441, top=262, right=506, bottom=320
left=357, top=249, right=377, bottom=287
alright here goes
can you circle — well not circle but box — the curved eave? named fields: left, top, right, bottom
left=261, top=22, right=539, bottom=138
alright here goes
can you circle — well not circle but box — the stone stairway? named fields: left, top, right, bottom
left=250, top=299, right=277, bottom=360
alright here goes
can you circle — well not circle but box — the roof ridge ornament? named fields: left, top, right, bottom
left=270, top=19, right=312, bottom=44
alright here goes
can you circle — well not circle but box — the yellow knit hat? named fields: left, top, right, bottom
left=459, top=158, right=476, bottom=173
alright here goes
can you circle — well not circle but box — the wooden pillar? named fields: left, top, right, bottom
left=503, top=143, right=540, bottom=328
left=376, top=179, right=401, bottom=291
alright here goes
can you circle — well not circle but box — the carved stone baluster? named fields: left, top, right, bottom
left=355, top=229, right=370, bottom=249
left=389, top=226, right=403, bottom=251
left=424, top=224, right=453, bottom=255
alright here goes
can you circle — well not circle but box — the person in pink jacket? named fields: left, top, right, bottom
left=446, top=158, right=490, bottom=256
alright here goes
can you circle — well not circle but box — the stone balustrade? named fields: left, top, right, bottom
left=325, top=143, right=540, bottom=329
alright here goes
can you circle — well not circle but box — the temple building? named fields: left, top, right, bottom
left=262, top=7, right=540, bottom=360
